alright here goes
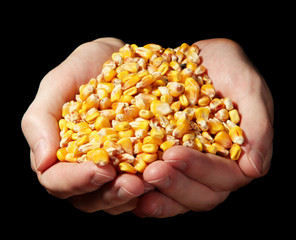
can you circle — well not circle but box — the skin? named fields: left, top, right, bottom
left=21, top=37, right=274, bottom=218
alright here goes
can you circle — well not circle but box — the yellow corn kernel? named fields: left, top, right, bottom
left=200, top=84, right=215, bottom=99
left=136, top=74, right=155, bottom=88
left=66, top=141, right=81, bottom=156
left=95, top=116, right=111, bottom=131
left=186, top=61, right=198, bottom=71
left=203, top=144, right=217, bottom=155
left=160, top=94, right=173, bottom=105
left=119, top=94, right=133, bottom=104
left=223, top=97, right=234, bottom=111
left=207, top=118, right=224, bottom=135
left=99, top=97, right=112, bottom=110
left=86, top=148, right=109, bottom=166
left=229, top=126, right=244, bottom=145
left=133, top=158, right=147, bottom=173
left=139, top=110, right=154, bottom=119
left=117, top=137, right=133, bottom=155
left=134, top=95, right=150, bottom=110
left=150, top=126, right=165, bottom=139
left=167, top=70, right=181, bottom=82
left=214, top=130, right=232, bottom=149
left=142, top=143, right=159, bottom=153
left=113, top=121, right=131, bottom=132
left=135, top=129, right=148, bottom=139
left=102, top=67, right=117, bottom=82
left=160, top=140, right=177, bottom=152
left=122, top=62, right=139, bottom=73
left=137, top=152, right=158, bottom=163
left=104, top=133, right=120, bottom=142
left=81, top=94, right=100, bottom=112
left=144, top=43, right=162, bottom=51
left=75, top=135, right=89, bottom=147
left=129, top=120, right=150, bottom=131
left=150, top=100, right=172, bottom=116
left=124, top=106, right=140, bottom=118
left=212, top=142, right=229, bottom=157
left=65, top=153, right=78, bottom=163
left=194, top=138, right=203, bottom=151
left=119, top=162, right=137, bottom=173
left=194, top=65, right=206, bottom=75
left=112, top=52, right=123, bottom=66
left=170, top=101, right=181, bottom=112
left=97, top=88, right=109, bottom=100
left=135, top=47, right=153, bottom=60
left=229, top=143, right=241, bottom=160
left=79, top=84, right=94, bottom=101
left=123, top=86, right=138, bottom=96
left=99, top=109, right=116, bottom=120
left=143, top=136, right=163, bottom=146
left=167, top=82, right=185, bottom=97
left=110, top=84, right=122, bottom=102
left=122, top=74, right=141, bottom=90
left=117, top=70, right=130, bottom=81
left=179, top=94, right=189, bottom=108
left=119, top=44, right=135, bottom=59
left=134, top=141, right=143, bottom=154
left=182, top=133, right=195, bottom=142
left=118, top=128, right=135, bottom=138
left=169, top=61, right=181, bottom=71
left=173, top=122, right=190, bottom=138
left=85, top=108, right=100, bottom=124
left=215, top=109, right=229, bottom=122
left=97, top=127, right=117, bottom=136
left=57, top=147, right=68, bottom=161
left=210, top=98, right=225, bottom=113
left=158, top=61, right=169, bottom=75
left=198, top=95, right=210, bottom=106
left=229, top=109, right=240, bottom=124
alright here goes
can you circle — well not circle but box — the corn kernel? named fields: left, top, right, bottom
left=119, top=162, right=137, bottom=173
left=57, top=42, right=245, bottom=174
left=229, top=126, right=244, bottom=145
left=230, top=143, right=241, bottom=160
left=86, top=148, right=109, bottom=166
left=229, top=109, right=240, bottom=124
left=142, top=143, right=159, bottom=153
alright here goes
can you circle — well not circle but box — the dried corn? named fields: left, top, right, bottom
left=57, top=42, right=245, bottom=174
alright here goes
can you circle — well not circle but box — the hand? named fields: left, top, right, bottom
left=22, top=38, right=150, bottom=214
left=133, top=39, right=274, bottom=217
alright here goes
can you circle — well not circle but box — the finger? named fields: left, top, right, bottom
left=69, top=173, right=144, bottom=213
left=195, top=38, right=274, bottom=178
left=134, top=191, right=189, bottom=218
left=143, top=161, right=230, bottom=211
left=163, top=146, right=251, bottom=191
left=21, top=38, right=124, bottom=172
left=37, top=161, right=116, bottom=199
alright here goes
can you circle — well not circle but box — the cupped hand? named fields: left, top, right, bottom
left=21, top=38, right=149, bottom=214
left=22, top=38, right=274, bottom=217
left=133, top=39, right=274, bottom=217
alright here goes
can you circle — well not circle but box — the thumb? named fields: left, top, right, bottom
left=21, top=102, right=60, bottom=172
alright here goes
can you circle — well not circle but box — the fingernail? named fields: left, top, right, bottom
left=146, top=206, right=162, bottom=217
left=32, top=139, right=48, bottom=171
left=91, top=172, right=114, bottom=186
left=147, top=176, right=171, bottom=189
left=117, top=186, right=136, bottom=201
left=164, top=159, right=187, bottom=171
left=248, top=147, right=264, bottom=175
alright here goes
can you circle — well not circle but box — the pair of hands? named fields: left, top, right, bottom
left=22, top=38, right=274, bottom=217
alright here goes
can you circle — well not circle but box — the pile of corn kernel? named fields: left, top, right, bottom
left=57, top=43, right=244, bottom=173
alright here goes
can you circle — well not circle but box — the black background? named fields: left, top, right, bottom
left=8, top=2, right=291, bottom=237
